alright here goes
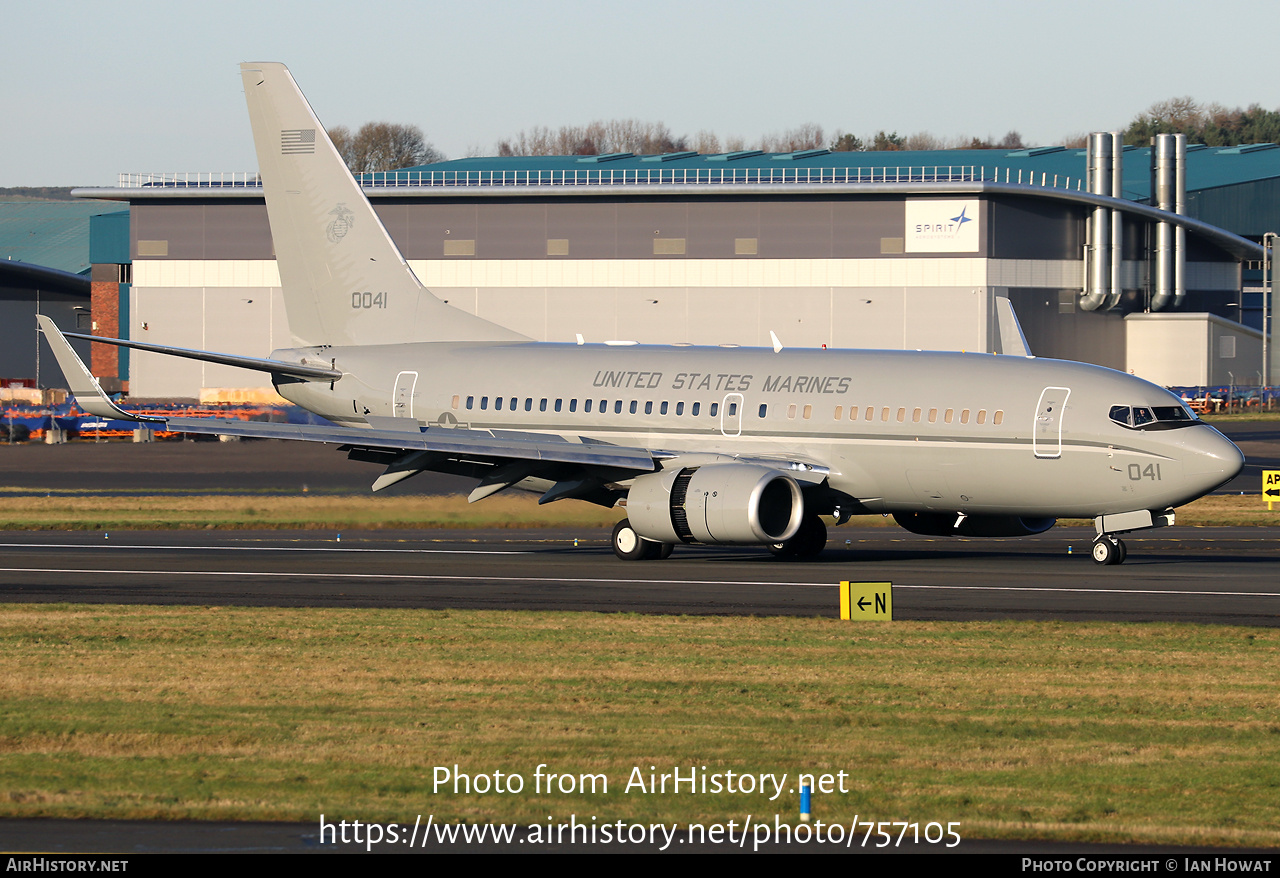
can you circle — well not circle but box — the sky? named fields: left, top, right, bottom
left=3, top=0, right=1276, bottom=187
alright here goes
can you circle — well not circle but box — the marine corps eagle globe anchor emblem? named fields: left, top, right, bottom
left=326, top=203, right=355, bottom=243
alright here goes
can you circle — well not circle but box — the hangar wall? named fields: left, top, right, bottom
left=117, top=190, right=1253, bottom=398
left=1126, top=313, right=1264, bottom=387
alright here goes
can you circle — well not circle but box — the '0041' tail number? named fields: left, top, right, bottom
left=351, top=291, right=388, bottom=309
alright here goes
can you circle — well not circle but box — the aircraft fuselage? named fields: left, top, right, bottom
left=274, top=341, right=1242, bottom=521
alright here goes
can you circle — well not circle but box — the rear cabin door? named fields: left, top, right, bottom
left=393, top=371, right=418, bottom=419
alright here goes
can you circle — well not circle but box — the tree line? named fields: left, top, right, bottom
left=1121, top=97, right=1280, bottom=147
left=331, top=97, right=1280, bottom=172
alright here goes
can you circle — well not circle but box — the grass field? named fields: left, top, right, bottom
left=1, top=605, right=1276, bottom=846
left=0, top=490, right=1273, bottom=531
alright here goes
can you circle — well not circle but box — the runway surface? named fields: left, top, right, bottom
left=0, top=526, right=1274, bottom=626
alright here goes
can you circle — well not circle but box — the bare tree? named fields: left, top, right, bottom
left=496, top=119, right=688, bottom=155
left=997, top=130, right=1025, bottom=149
left=327, top=122, right=442, bottom=172
left=904, top=131, right=943, bottom=151
left=329, top=125, right=354, bottom=163
left=693, top=130, right=721, bottom=154
left=759, top=123, right=825, bottom=152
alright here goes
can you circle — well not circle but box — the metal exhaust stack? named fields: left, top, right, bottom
left=1080, top=132, right=1113, bottom=311
left=1174, top=133, right=1187, bottom=308
left=1152, top=134, right=1176, bottom=311
left=1108, top=131, right=1124, bottom=309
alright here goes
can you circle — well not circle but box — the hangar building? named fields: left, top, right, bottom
left=73, top=133, right=1272, bottom=400
left=0, top=201, right=111, bottom=395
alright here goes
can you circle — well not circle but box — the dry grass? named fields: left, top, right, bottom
left=1, top=605, right=1277, bottom=846
left=0, top=492, right=623, bottom=530
left=0, top=491, right=1272, bottom=531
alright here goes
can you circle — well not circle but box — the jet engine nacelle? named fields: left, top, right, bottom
left=627, top=464, right=804, bottom=545
left=892, top=512, right=1057, bottom=538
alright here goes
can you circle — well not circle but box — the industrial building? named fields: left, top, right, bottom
left=0, top=201, right=109, bottom=398
left=64, top=133, right=1276, bottom=400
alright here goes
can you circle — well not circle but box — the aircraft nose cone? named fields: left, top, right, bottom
left=1186, top=426, right=1245, bottom=487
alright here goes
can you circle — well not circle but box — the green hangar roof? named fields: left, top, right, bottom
left=75, top=141, right=1280, bottom=241
left=413, top=143, right=1280, bottom=201
left=0, top=201, right=121, bottom=276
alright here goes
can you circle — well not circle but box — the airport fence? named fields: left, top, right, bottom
left=0, top=402, right=332, bottom=444
left=1172, top=385, right=1278, bottom=414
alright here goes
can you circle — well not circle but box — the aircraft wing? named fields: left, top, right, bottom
left=158, top=415, right=658, bottom=470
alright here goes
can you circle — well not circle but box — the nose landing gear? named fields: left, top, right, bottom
left=1090, top=534, right=1127, bottom=566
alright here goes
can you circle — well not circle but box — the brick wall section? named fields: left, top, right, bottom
left=90, top=280, right=119, bottom=380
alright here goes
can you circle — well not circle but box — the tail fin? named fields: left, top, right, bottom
left=240, top=62, right=524, bottom=347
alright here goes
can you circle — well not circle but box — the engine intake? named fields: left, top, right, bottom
left=627, top=465, right=804, bottom=545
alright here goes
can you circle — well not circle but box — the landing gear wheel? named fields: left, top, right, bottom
left=768, top=515, right=828, bottom=560
left=611, top=519, right=670, bottom=561
left=1091, top=535, right=1126, bottom=566
left=612, top=519, right=647, bottom=560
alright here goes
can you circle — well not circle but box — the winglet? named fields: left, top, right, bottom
left=36, top=315, right=158, bottom=422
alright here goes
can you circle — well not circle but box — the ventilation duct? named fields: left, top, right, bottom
left=1108, top=132, right=1124, bottom=309
left=1080, top=132, right=1114, bottom=311
left=1152, top=133, right=1186, bottom=310
left=1175, top=133, right=1187, bottom=308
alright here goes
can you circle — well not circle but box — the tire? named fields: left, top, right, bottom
left=612, top=519, right=668, bottom=561
left=794, top=515, right=827, bottom=559
left=612, top=519, right=648, bottom=560
left=1091, top=536, right=1124, bottom=566
left=769, top=515, right=827, bottom=560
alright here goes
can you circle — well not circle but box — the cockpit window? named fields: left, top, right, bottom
left=1109, top=403, right=1198, bottom=430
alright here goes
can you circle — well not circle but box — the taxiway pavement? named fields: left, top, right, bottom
left=0, top=527, right=1273, bottom=626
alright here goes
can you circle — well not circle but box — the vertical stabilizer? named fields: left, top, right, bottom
left=995, top=297, right=1032, bottom=357
left=240, top=62, right=525, bottom=347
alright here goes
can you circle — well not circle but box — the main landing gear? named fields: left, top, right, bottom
left=1090, top=534, right=1127, bottom=566
left=768, top=514, right=827, bottom=560
left=611, top=519, right=674, bottom=561
left=609, top=515, right=830, bottom=560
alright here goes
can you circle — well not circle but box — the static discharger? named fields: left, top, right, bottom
left=840, top=581, right=893, bottom=621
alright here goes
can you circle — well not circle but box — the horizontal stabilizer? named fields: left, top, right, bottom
left=62, top=331, right=342, bottom=380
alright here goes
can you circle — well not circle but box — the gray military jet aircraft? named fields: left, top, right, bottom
left=38, top=62, right=1244, bottom=564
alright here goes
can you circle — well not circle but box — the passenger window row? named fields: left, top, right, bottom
left=450, top=394, right=1003, bottom=427
left=454, top=395, right=734, bottom=418
left=782, top=403, right=1004, bottom=425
